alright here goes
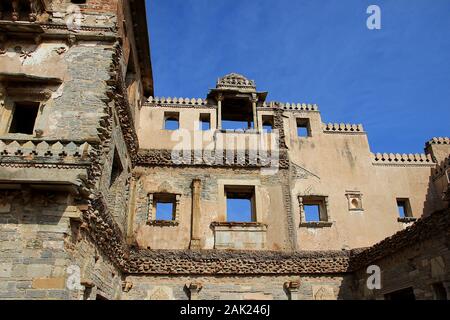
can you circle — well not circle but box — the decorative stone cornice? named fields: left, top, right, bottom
left=323, top=123, right=364, bottom=134
left=125, top=249, right=352, bottom=275
left=371, top=152, right=434, bottom=166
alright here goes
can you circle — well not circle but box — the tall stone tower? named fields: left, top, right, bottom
left=0, top=0, right=152, bottom=299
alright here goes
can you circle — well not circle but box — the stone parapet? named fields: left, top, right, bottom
left=0, top=139, right=94, bottom=165
left=146, top=97, right=210, bottom=107
left=371, top=152, right=434, bottom=166
left=323, top=123, right=364, bottom=134
left=261, top=101, right=319, bottom=111
left=426, top=137, right=450, bottom=146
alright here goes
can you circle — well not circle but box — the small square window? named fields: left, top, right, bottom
left=155, top=202, right=175, bottom=221
left=299, top=196, right=330, bottom=226
left=149, top=193, right=180, bottom=225
left=262, top=115, right=274, bottom=133
left=225, top=186, right=255, bottom=223
left=9, top=101, right=40, bottom=135
left=199, top=113, right=211, bottom=131
left=297, top=118, right=311, bottom=137
left=304, top=204, right=320, bottom=222
left=164, top=112, right=179, bottom=130
left=396, top=199, right=412, bottom=218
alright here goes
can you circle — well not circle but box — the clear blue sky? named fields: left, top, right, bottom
left=146, top=0, right=450, bottom=154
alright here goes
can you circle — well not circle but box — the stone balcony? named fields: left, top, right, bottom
left=0, top=138, right=95, bottom=193
left=0, top=0, right=46, bottom=23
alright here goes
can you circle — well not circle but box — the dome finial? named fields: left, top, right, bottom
left=216, top=73, right=256, bottom=91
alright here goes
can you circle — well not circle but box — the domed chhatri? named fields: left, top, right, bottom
left=216, top=73, right=256, bottom=91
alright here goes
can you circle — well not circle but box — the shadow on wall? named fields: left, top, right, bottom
left=423, top=169, right=446, bottom=218
left=0, top=189, right=70, bottom=226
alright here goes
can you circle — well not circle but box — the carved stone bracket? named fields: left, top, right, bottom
left=185, top=282, right=202, bottom=300
left=284, top=281, right=300, bottom=300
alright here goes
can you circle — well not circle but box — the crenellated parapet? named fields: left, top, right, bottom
left=426, top=137, right=450, bottom=147
left=0, top=138, right=94, bottom=165
left=371, top=152, right=434, bottom=166
left=261, top=101, right=319, bottom=112
left=146, top=96, right=211, bottom=108
left=144, top=97, right=321, bottom=112
left=323, top=123, right=364, bottom=134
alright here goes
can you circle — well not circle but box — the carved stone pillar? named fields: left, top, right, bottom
left=190, top=179, right=202, bottom=249
left=29, top=0, right=38, bottom=22
left=284, top=281, right=300, bottom=300
left=216, top=93, right=223, bottom=130
left=251, top=94, right=258, bottom=131
left=186, top=282, right=202, bottom=300
left=147, top=193, right=154, bottom=223
left=12, top=0, right=19, bottom=21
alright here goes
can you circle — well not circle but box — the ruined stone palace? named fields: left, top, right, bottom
left=0, top=0, right=449, bottom=300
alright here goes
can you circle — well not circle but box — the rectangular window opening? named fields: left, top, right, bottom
left=301, top=196, right=328, bottom=223
left=225, top=186, right=255, bottom=223
left=9, top=101, right=40, bottom=135
left=297, top=118, right=311, bottom=137
left=396, top=198, right=412, bottom=218
left=221, top=98, right=254, bottom=131
left=262, top=115, right=274, bottom=133
left=164, top=112, right=179, bottom=130
left=154, top=194, right=177, bottom=221
left=199, top=113, right=211, bottom=131
left=304, top=204, right=321, bottom=222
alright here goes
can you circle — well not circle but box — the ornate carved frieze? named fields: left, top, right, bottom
left=137, top=149, right=289, bottom=169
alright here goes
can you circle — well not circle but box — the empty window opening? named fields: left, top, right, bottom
left=164, top=112, right=179, bottom=130
left=199, top=113, right=211, bottom=131
left=154, top=194, right=177, bottom=221
left=300, top=196, right=329, bottom=223
left=262, top=115, right=274, bottom=133
left=297, top=118, right=311, bottom=137
left=384, top=287, right=416, bottom=300
left=109, top=149, right=123, bottom=188
left=432, top=282, right=448, bottom=300
left=304, top=204, right=321, bottom=222
left=9, top=101, right=40, bottom=134
left=222, top=98, right=254, bottom=131
left=397, top=199, right=412, bottom=218
left=225, top=186, right=255, bottom=223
